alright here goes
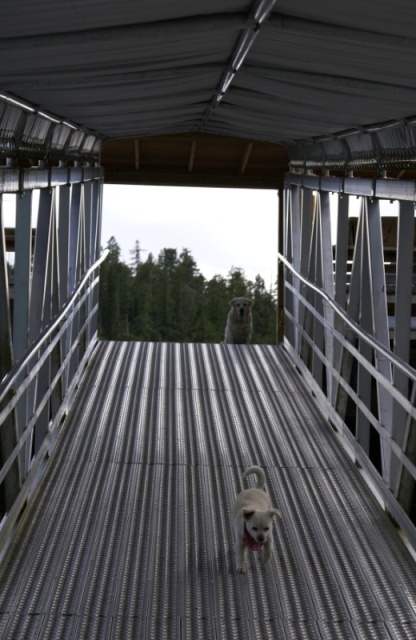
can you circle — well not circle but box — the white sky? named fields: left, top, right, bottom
left=101, top=185, right=278, bottom=288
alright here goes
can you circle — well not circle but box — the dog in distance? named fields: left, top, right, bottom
left=223, top=297, right=253, bottom=344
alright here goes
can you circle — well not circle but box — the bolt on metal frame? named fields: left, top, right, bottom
left=280, top=171, right=416, bottom=548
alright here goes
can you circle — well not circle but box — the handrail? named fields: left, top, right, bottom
left=284, top=279, right=416, bottom=422
left=0, top=278, right=99, bottom=427
left=0, top=249, right=109, bottom=404
left=278, top=251, right=416, bottom=384
left=0, top=302, right=98, bottom=484
left=0, top=247, right=108, bottom=549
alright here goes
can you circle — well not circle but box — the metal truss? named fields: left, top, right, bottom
left=280, top=172, right=416, bottom=544
left=0, top=163, right=105, bottom=537
left=286, top=117, right=416, bottom=173
left=0, top=93, right=102, bottom=165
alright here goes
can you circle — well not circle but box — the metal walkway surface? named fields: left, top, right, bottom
left=1, top=341, right=416, bottom=639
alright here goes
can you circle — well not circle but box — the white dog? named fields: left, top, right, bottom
left=231, top=466, right=281, bottom=573
left=223, top=297, right=253, bottom=344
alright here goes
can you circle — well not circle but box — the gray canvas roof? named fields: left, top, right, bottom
left=2, top=0, right=416, bottom=178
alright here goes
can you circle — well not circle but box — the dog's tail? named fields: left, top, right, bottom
left=243, top=465, right=266, bottom=490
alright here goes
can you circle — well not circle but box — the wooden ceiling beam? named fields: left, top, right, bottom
left=240, top=143, right=253, bottom=174
left=188, top=140, right=197, bottom=172
left=134, top=139, right=140, bottom=170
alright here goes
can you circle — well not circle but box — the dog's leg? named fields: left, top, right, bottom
left=236, top=539, right=246, bottom=573
left=263, top=536, right=273, bottom=563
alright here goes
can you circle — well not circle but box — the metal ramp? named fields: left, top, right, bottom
left=1, top=341, right=416, bottom=639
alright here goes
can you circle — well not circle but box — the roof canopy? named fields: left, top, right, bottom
left=2, top=1, right=416, bottom=186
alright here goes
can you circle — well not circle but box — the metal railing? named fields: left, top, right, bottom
left=279, top=251, right=416, bottom=550
left=0, top=250, right=108, bottom=551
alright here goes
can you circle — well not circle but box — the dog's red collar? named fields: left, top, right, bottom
left=243, top=526, right=265, bottom=551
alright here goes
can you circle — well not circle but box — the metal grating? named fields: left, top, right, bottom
left=1, top=341, right=416, bottom=639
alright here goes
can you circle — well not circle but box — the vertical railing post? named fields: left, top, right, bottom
left=298, top=187, right=313, bottom=336
left=319, top=191, right=335, bottom=400
left=13, top=191, right=33, bottom=479
left=29, top=189, right=53, bottom=342
left=68, top=182, right=81, bottom=298
left=277, top=186, right=284, bottom=344
left=58, top=184, right=71, bottom=397
left=335, top=202, right=364, bottom=421
left=284, top=183, right=299, bottom=347
left=89, top=179, right=103, bottom=341
left=68, top=182, right=82, bottom=380
left=0, top=196, right=21, bottom=509
left=13, top=192, right=32, bottom=362
left=366, top=198, right=393, bottom=486
left=332, top=194, right=350, bottom=405
left=283, top=181, right=293, bottom=345
left=29, top=189, right=54, bottom=454
left=392, top=201, right=415, bottom=506
left=356, top=200, right=373, bottom=455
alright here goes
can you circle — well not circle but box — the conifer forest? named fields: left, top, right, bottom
left=98, top=237, right=277, bottom=344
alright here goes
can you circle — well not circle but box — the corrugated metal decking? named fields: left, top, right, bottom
left=1, top=342, right=416, bottom=639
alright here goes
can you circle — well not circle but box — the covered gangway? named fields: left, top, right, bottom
left=2, top=3, right=416, bottom=638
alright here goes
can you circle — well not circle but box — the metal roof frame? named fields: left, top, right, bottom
left=2, top=1, right=416, bottom=183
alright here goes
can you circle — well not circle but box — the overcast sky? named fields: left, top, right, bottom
left=101, top=184, right=278, bottom=288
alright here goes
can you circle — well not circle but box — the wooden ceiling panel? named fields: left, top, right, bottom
left=101, top=133, right=289, bottom=189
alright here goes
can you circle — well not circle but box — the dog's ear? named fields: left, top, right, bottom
left=248, top=299, right=254, bottom=307
left=242, top=509, right=255, bottom=520
left=229, top=298, right=236, bottom=308
left=270, top=508, right=281, bottom=518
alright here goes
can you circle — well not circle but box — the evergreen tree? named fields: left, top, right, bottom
left=249, top=275, right=276, bottom=344
left=98, top=237, right=277, bottom=344
left=129, top=240, right=143, bottom=276
left=99, top=237, right=132, bottom=339
left=173, top=249, right=205, bottom=341
left=202, top=275, right=230, bottom=342
left=131, top=253, right=161, bottom=341
left=227, top=266, right=249, bottom=299
left=153, top=248, right=179, bottom=340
